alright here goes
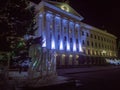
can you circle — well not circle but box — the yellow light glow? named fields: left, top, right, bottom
left=61, top=5, right=69, bottom=12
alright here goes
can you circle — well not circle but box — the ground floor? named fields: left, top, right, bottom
left=56, top=52, right=108, bottom=68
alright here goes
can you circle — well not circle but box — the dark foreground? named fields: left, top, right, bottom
left=23, top=66, right=120, bottom=90
left=1, top=66, right=120, bottom=90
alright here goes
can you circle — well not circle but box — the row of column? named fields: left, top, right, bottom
left=38, top=11, right=82, bottom=52
left=56, top=54, right=107, bottom=67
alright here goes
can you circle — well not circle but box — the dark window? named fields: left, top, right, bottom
left=101, top=37, right=103, bottom=41
left=82, top=40, right=85, bottom=45
left=64, top=36, right=66, bottom=41
left=64, top=27, right=67, bottom=33
left=91, top=42, right=93, bottom=47
left=98, top=36, right=100, bottom=40
left=95, top=42, right=97, bottom=47
left=58, top=35, right=60, bottom=40
left=76, top=39, right=78, bottom=44
left=94, top=35, right=96, bottom=39
left=86, top=32, right=89, bottom=37
left=82, top=31, right=84, bottom=35
left=87, top=41, right=89, bottom=46
left=70, top=38, right=72, bottom=43
left=91, top=34, right=93, bottom=38
left=88, top=49, right=90, bottom=55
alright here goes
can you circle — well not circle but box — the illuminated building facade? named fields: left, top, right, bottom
left=34, top=0, right=117, bottom=67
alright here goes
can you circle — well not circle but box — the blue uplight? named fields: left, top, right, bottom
left=60, top=41, right=63, bottom=50
left=79, top=43, right=83, bottom=52
left=42, top=37, right=46, bottom=47
left=67, top=42, right=70, bottom=51
left=73, top=43, right=76, bottom=51
left=51, top=39, right=55, bottom=49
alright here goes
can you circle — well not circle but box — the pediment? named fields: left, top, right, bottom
left=44, top=1, right=84, bottom=21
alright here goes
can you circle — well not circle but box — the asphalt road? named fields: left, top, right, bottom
left=22, top=67, right=120, bottom=90
left=62, top=67, right=120, bottom=90
left=2, top=67, right=120, bottom=90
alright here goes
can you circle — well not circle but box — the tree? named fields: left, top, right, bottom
left=0, top=0, right=36, bottom=51
left=0, top=0, right=39, bottom=69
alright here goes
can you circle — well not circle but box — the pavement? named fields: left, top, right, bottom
left=1, top=65, right=120, bottom=90
left=57, top=65, right=120, bottom=75
left=26, top=65, right=120, bottom=88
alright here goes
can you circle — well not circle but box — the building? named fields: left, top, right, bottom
left=33, top=0, right=117, bottom=67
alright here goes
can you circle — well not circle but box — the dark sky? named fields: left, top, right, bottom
left=70, top=0, right=120, bottom=38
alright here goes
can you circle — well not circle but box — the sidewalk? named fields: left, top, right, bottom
left=57, top=65, right=120, bottom=75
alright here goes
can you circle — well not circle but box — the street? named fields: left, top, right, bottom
left=22, top=66, right=120, bottom=90
left=1, top=66, right=120, bottom=90
left=60, top=66, right=120, bottom=90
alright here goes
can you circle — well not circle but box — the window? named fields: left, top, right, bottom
left=94, top=35, right=96, bottom=39
left=91, top=42, right=93, bottom=47
left=91, top=34, right=93, bottom=38
left=76, top=39, right=78, bottom=44
left=98, top=36, right=100, bottom=40
left=95, top=42, right=97, bottom=48
left=88, top=49, right=90, bottom=55
left=82, top=40, right=85, bottom=45
left=82, top=31, right=84, bottom=36
left=86, top=32, right=89, bottom=37
left=64, top=36, right=66, bottom=41
left=64, top=27, right=67, bottom=33
left=87, top=41, right=89, bottom=46
left=101, top=37, right=103, bottom=41
left=58, top=35, right=60, bottom=40
left=70, top=38, right=72, bottom=43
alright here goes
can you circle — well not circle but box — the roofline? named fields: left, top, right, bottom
left=81, top=22, right=117, bottom=39
left=36, top=1, right=84, bottom=21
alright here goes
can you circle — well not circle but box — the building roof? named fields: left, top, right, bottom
left=46, top=1, right=84, bottom=19
left=36, top=0, right=84, bottom=21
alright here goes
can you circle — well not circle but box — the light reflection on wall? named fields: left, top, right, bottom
left=51, top=39, right=55, bottom=49
left=60, top=40, right=63, bottom=50
left=67, top=41, right=70, bottom=51
left=42, top=37, right=46, bottom=47
left=79, top=43, right=83, bottom=52
left=73, top=43, right=76, bottom=51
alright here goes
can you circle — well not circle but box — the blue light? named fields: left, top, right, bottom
left=73, top=43, right=76, bottom=51
left=67, top=42, right=70, bottom=51
left=42, top=38, right=46, bottom=47
left=51, top=39, right=55, bottom=49
left=39, top=14, right=43, bottom=17
left=79, top=43, right=83, bottom=52
left=55, top=16, right=60, bottom=20
left=60, top=41, right=63, bottom=50
left=46, top=13, right=51, bottom=17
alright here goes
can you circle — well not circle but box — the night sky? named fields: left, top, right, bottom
left=70, top=0, right=120, bottom=38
